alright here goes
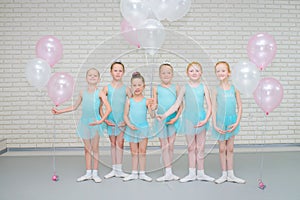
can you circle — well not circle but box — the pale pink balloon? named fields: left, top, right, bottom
left=47, top=72, right=74, bottom=106
left=36, top=36, right=63, bottom=67
left=120, top=18, right=140, bottom=48
left=253, top=77, right=283, bottom=115
left=247, top=33, right=277, bottom=71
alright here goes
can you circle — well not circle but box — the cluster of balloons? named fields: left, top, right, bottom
left=120, top=0, right=191, bottom=55
left=25, top=36, right=74, bottom=106
left=232, top=33, right=283, bottom=115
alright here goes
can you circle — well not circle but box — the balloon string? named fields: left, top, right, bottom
left=259, top=114, right=267, bottom=180
left=52, top=112, right=56, bottom=174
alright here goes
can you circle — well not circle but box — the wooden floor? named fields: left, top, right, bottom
left=0, top=149, right=299, bottom=200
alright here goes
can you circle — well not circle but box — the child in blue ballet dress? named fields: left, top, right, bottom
left=158, top=62, right=215, bottom=183
left=212, top=61, right=245, bottom=184
left=123, top=72, right=155, bottom=182
left=152, top=63, right=181, bottom=182
left=52, top=68, right=111, bottom=183
left=102, top=62, right=131, bottom=179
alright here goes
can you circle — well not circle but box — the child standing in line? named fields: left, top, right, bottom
left=51, top=68, right=111, bottom=183
left=212, top=61, right=245, bottom=184
left=102, top=61, right=132, bottom=179
left=123, top=72, right=155, bottom=182
left=152, top=63, right=182, bottom=182
left=158, top=62, right=215, bottom=183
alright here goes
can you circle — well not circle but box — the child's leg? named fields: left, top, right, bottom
left=215, top=140, right=227, bottom=184
left=179, top=135, right=196, bottom=183
left=77, top=139, right=93, bottom=182
left=226, top=136, right=245, bottom=184
left=138, top=138, right=152, bottom=182
left=195, top=131, right=214, bottom=181
left=167, top=133, right=176, bottom=165
left=159, top=138, right=171, bottom=168
left=115, top=132, right=128, bottom=177
left=123, top=142, right=139, bottom=181
left=90, top=135, right=102, bottom=183
left=91, top=134, right=100, bottom=170
left=104, top=135, right=117, bottom=179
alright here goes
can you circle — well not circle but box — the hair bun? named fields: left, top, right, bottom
left=132, top=71, right=141, bottom=77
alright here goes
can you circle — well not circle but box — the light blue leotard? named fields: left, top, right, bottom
left=76, top=89, right=104, bottom=139
left=124, top=98, right=150, bottom=143
left=106, top=84, right=127, bottom=136
left=154, top=84, right=179, bottom=138
left=177, top=83, right=208, bottom=135
left=212, top=85, right=240, bottom=141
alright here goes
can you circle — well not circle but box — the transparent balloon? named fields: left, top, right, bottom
left=247, top=33, right=277, bottom=71
left=120, top=18, right=140, bottom=48
left=137, top=19, right=165, bottom=56
left=47, top=72, right=74, bottom=106
left=253, top=77, right=283, bottom=115
left=25, top=58, right=51, bottom=90
left=166, top=0, right=191, bottom=22
left=231, top=60, right=260, bottom=96
left=149, top=0, right=173, bottom=21
left=120, top=0, right=149, bottom=27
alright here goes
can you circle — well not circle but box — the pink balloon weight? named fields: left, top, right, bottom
left=247, top=33, right=277, bottom=71
left=36, top=36, right=63, bottom=67
left=120, top=18, right=140, bottom=48
left=253, top=77, right=283, bottom=115
left=47, top=72, right=74, bottom=106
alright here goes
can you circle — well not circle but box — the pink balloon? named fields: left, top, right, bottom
left=36, top=36, right=63, bottom=67
left=120, top=18, right=140, bottom=48
left=247, top=33, right=277, bottom=71
left=47, top=72, right=74, bottom=106
left=253, top=77, right=283, bottom=115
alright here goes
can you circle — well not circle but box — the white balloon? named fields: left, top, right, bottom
left=167, top=0, right=191, bottom=22
left=25, top=58, right=51, bottom=90
left=231, top=60, right=261, bottom=96
left=149, top=0, right=173, bottom=21
left=120, top=0, right=149, bottom=27
left=137, top=19, right=165, bottom=56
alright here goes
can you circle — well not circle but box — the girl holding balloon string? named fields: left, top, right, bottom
left=212, top=61, right=245, bottom=184
left=102, top=61, right=132, bottom=179
left=52, top=68, right=111, bottom=183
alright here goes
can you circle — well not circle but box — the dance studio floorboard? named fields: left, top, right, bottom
left=0, top=150, right=299, bottom=200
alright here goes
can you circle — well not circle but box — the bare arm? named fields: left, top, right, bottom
left=195, top=85, right=212, bottom=127
left=89, top=90, right=112, bottom=126
left=158, top=86, right=185, bottom=120
left=51, top=92, right=82, bottom=114
left=227, top=88, right=242, bottom=132
left=123, top=99, right=137, bottom=130
left=211, top=87, right=226, bottom=134
left=166, top=85, right=183, bottom=125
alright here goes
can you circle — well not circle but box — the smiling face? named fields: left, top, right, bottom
left=215, top=62, right=230, bottom=81
left=86, top=68, right=100, bottom=85
left=110, top=63, right=124, bottom=81
left=131, top=77, right=145, bottom=95
left=159, top=64, right=173, bottom=85
left=187, top=64, right=202, bottom=82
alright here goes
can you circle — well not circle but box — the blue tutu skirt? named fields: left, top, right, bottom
left=76, top=117, right=105, bottom=139
left=124, top=125, right=151, bottom=143
left=211, top=115, right=240, bottom=141
left=177, top=111, right=208, bottom=135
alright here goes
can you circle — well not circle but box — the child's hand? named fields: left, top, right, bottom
left=89, top=120, right=103, bottom=126
left=214, top=126, right=226, bottom=134
left=195, top=120, right=206, bottom=128
left=128, top=124, right=138, bottom=130
left=105, top=119, right=115, bottom=126
left=51, top=108, right=60, bottom=115
left=118, top=121, right=126, bottom=127
left=156, top=114, right=165, bottom=122
left=166, top=118, right=176, bottom=125
left=227, top=123, right=238, bottom=132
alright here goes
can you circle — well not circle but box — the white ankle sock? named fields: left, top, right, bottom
left=86, top=170, right=92, bottom=176
left=165, top=168, right=172, bottom=176
left=92, top=170, right=98, bottom=176
left=189, top=168, right=196, bottom=176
